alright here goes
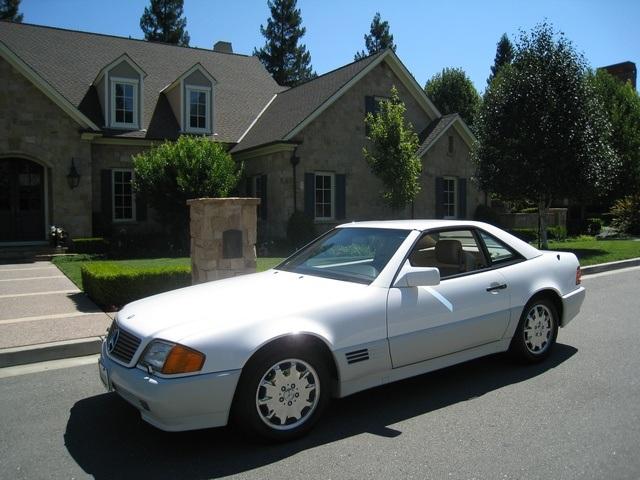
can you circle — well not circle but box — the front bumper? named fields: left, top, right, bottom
left=561, top=286, right=586, bottom=327
left=98, top=341, right=241, bottom=431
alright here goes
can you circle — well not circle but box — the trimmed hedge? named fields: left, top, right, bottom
left=82, top=262, right=191, bottom=309
left=71, top=237, right=108, bottom=254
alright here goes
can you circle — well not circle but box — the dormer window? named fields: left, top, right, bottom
left=111, top=78, right=139, bottom=128
left=186, top=86, right=210, bottom=132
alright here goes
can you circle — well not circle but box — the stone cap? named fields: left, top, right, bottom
left=187, top=197, right=261, bottom=206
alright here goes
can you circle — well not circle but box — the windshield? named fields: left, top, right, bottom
left=276, top=227, right=410, bottom=284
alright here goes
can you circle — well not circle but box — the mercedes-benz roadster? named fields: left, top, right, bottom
left=98, top=220, right=585, bottom=441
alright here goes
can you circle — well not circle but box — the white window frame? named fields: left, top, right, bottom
left=112, top=168, right=136, bottom=222
left=443, top=176, right=457, bottom=219
left=314, top=172, right=335, bottom=221
left=185, top=85, right=211, bottom=133
left=110, top=77, right=139, bottom=129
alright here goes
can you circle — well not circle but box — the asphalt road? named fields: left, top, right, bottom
left=1, top=267, right=639, bottom=480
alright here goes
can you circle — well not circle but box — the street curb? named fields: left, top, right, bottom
left=0, top=336, right=103, bottom=368
left=581, top=257, right=640, bottom=275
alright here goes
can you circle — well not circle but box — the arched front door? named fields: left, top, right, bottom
left=0, top=158, right=45, bottom=242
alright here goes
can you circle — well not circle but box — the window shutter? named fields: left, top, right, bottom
left=101, top=169, right=113, bottom=224
left=435, top=177, right=444, bottom=219
left=136, top=194, right=147, bottom=222
left=304, top=173, right=315, bottom=218
left=335, top=174, right=346, bottom=220
left=457, top=178, right=467, bottom=219
left=365, top=96, right=376, bottom=114
left=245, top=177, right=253, bottom=197
left=260, top=174, right=268, bottom=220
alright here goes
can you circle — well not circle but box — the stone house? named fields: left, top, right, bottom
left=0, top=21, right=482, bottom=246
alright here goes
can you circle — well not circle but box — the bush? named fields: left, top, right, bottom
left=286, top=211, right=316, bottom=249
left=71, top=237, right=108, bottom=254
left=586, top=217, right=604, bottom=236
left=473, top=204, right=501, bottom=226
left=509, top=228, right=538, bottom=243
left=106, top=230, right=186, bottom=259
left=82, top=262, right=191, bottom=309
left=610, top=195, right=640, bottom=235
left=548, top=225, right=567, bottom=241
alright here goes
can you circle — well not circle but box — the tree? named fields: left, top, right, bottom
left=253, top=0, right=315, bottom=87
left=363, top=86, right=421, bottom=211
left=354, top=12, right=396, bottom=60
left=487, top=33, right=514, bottom=86
left=140, top=0, right=189, bottom=46
left=474, top=22, right=618, bottom=248
left=133, top=136, right=241, bottom=247
left=424, top=67, right=481, bottom=126
left=588, top=69, right=640, bottom=198
left=0, top=0, right=23, bottom=22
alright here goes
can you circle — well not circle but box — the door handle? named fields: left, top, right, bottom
left=486, top=283, right=507, bottom=292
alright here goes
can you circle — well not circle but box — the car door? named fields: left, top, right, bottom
left=386, top=228, right=511, bottom=368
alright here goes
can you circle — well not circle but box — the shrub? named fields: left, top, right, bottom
left=586, top=217, right=604, bottom=236
left=82, top=262, right=191, bottom=309
left=71, top=237, right=108, bottom=255
left=286, top=211, right=316, bottom=249
left=106, top=230, right=186, bottom=259
left=509, top=228, right=538, bottom=243
left=473, top=204, right=501, bottom=226
left=547, top=225, right=567, bottom=241
left=610, top=195, right=640, bottom=235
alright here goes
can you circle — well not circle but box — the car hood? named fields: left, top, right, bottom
left=116, top=269, right=368, bottom=343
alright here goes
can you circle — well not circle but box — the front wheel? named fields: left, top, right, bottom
left=509, top=298, right=558, bottom=362
left=232, top=346, right=330, bottom=442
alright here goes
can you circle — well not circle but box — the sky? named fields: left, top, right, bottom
left=18, top=0, right=640, bottom=92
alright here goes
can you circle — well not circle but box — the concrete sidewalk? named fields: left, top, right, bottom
left=0, top=261, right=111, bottom=367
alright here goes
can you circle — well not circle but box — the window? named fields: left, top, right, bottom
left=479, top=230, right=517, bottom=264
left=186, top=86, right=210, bottom=132
left=448, top=135, right=454, bottom=154
left=443, top=177, right=457, bottom=219
left=110, top=78, right=138, bottom=128
left=315, top=172, right=334, bottom=220
left=112, top=169, right=136, bottom=221
left=408, top=229, right=488, bottom=278
left=365, top=96, right=388, bottom=135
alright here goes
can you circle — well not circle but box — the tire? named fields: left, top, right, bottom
left=509, top=297, right=559, bottom=363
left=231, top=343, right=330, bottom=442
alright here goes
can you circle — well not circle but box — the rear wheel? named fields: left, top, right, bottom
left=232, top=345, right=330, bottom=442
left=509, top=298, right=558, bottom=362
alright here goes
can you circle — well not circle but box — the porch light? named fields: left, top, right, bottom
left=67, top=158, right=80, bottom=189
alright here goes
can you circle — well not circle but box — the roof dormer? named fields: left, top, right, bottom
left=93, top=53, right=146, bottom=130
left=160, top=63, right=217, bottom=135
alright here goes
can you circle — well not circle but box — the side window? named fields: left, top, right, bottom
left=408, top=229, right=488, bottom=278
left=479, top=231, right=517, bottom=264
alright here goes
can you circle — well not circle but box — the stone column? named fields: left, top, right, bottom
left=187, top=197, right=260, bottom=284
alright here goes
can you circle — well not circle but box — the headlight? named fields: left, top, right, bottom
left=140, top=341, right=205, bottom=375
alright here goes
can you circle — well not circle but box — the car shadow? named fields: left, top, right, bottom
left=64, top=344, right=577, bottom=480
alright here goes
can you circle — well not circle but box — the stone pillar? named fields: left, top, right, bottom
left=187, top=197, right=260, bottom=284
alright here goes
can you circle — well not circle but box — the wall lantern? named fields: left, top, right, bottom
left=67, top=158, right=80, bottom=189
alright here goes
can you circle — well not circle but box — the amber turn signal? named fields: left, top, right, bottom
left=161, top=344, right=206, bottom=374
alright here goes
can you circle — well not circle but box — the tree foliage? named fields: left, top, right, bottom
left=0, top=0, right=23, bottom=22
left=487, top=33, right=514, bottom=86
left=424, top=67, right=481, bottom=126
left=474, top=22, right=618, bottom=247
left=140, top=0, right=189, bottom=46
left=133, top=136, right=241, bottom=244
left=354, top=12, right=396, bottom=60
left=363, top=86, right=421, bottom=211
left=588, top=69, right=640, bottom=198
left=253, top=0, right=315, bottom=87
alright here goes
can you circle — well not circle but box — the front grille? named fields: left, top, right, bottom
left=107, top=322, right=142, bottom=364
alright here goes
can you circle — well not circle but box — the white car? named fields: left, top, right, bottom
left=98, top=220, right=585, bottom=441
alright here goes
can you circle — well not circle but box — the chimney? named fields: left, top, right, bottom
left=213, top=41, right=233, bottom=54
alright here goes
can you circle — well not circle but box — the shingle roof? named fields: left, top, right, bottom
left=417, top=113, right=459, bottom=157
left=232, top=51, right=385, bottom=153
left=0, top=21, right=283, bottom=143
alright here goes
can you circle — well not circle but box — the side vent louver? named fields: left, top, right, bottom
left=345, top=348, right=369, bottom=364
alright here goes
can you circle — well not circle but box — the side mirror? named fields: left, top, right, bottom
left=394, top=266, right=440, bottom=287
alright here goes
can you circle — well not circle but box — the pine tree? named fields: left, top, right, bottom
left=253, top=0, right=315, bottom=87
left=487, top=33, right=514, bottom=85
left=140, top=0, right=190, bottom=46
left=354, top=12, right=396, bottom=60
left=0, top=0, right=23, bottom=22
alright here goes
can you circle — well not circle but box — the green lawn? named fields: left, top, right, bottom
left=545, top=237, right=640, bottom=266
left=52, top=255, right=284, bottom=290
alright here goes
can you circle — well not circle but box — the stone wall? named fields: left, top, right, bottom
left=188, top=197, right=259, bottom=284
left=0, top=57, right=92, bottom=239
left=499, top=209, right=568, bottom=230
